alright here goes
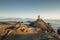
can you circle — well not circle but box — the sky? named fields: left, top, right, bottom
left=0, top=0, right=60, bottom=19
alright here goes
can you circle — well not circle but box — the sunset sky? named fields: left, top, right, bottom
left=0, top=0, right=60, bottom=19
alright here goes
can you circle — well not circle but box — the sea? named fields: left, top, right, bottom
left=44, top=20, right=60, bottom=33
left=44, top=20, right=60, bottom=28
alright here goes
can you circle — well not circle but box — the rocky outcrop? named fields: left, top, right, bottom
left=29, top=18, right=54, bottom=33
left=0, top=15, right=60, bottom=40
left=2, top=30, right=60, bottom=40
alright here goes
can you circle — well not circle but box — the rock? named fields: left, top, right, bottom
left=57, top=28, right=60, bottom=35
left=29, top=16, right=54, bottom=33
left=7, top=21, right=16, bottom=25
left=16, top=22, right=29, bottom=32
left=0, top=15, right=60, bottom=40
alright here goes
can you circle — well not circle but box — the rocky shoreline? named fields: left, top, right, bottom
left=0, top=16, right=60, bottom=40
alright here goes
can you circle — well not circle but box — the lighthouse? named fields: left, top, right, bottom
left=38, top=15, right=40, bottom=19
left=37, top=15, right=40, bottom=21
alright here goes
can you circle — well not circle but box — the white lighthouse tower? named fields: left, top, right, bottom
left=37, top=15, right=41, bottom=21
left=38, top=15, right=40, bottom=19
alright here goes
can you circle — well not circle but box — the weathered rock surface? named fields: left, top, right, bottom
left=0, top=16, right=60, bottom=40
left=29, top=18, right=54, bottom=33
